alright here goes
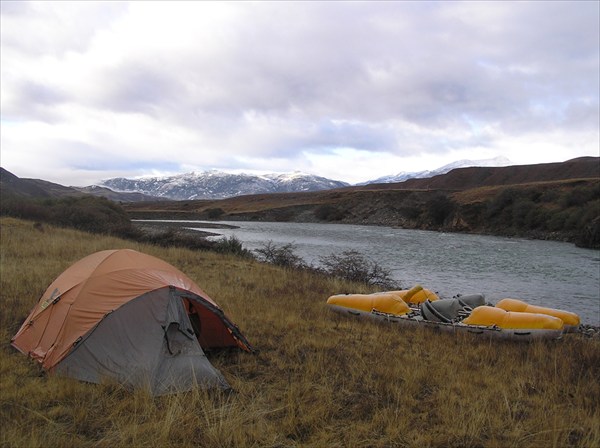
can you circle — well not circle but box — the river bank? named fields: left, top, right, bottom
left=132, top=219, right=239, bottom=239
left=131, top=218, right=600, bottom=333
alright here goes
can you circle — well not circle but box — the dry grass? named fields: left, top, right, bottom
left=1, top=217, right=599, bottom=447
left=451, top=178, right=600, bottom=205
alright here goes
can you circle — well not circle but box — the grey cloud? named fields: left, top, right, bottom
left=0, top=1, right=31, bottom=15
left=3, top=79, right=70, bottom=123
left=182, top=3, right=595, bottom=137
left=67, top=2, right=597, bottom=137
left=97, top=64, right=184, bottom=116
left=1, top=1, right=597, bottom=182
left=0, top=2, right=127, bottom=57
left=18, top=80, right=68, bottom=105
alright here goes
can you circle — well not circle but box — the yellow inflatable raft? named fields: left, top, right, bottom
left=326, top=291, right=572, bottom=340
left=327, top=292, right=411, bottom=316
left=379, top=284, right=440, bottom=304
left=462, top=306, right=564, bottom=330
left=495, top=298, right=580, bottom=330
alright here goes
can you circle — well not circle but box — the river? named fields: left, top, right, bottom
left=140, top=220, right=600, bottom=326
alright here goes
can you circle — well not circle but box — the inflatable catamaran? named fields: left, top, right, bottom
left=326, top=285, right=580, bottom=340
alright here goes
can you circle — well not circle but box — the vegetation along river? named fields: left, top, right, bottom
left=147, top=220, right=600, bottom=326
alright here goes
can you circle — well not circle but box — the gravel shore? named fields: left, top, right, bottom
left=132, top=220, right=237, bottom=239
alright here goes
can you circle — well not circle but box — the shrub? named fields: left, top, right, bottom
left=213, top=235, right=253, bottom=258
left=486, top=188, right=518, bottom=219
left=539, top=189, right=560, bottom=203
left=138, top=228, right=214, bottom=251
left=206, top=208, right=225, bottom=219
left=0, top=194, right=135, bottom=236
left=425, top=193, right=455, bottom=226
left=254, top=241, right=307, bottom=269
left=318, top=250, right=399, bottom=288
left=524, top=207, right=551, bottom=230
left=399, top=206, right=421, bottom=221
left=512, top=199, right=536, bottom=228
left=547, top=211, right=568, bottom=231
left=564, top=208, right=585, bottom=231
left=576, top=216, right=600, bottom=249
left=314, top=205, right=346, bottom=221
left=560, top=184, right=600, bottom=208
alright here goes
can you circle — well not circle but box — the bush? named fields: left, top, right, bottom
left=425, top=193, right=455, bottom=226
left=524, top=207, right=550, bottom=230
left=564, top=208, right=586, bottom=231
left=213, top=235, right=253, bottom=258
left=512, top=199, right=536, bottom=228
left=254, top=241, right=307, bottom=269
left=0, top=194, right=135, bottom=236
left=314, top=205, right=346, bottom=221
left=576, top=216, right=600, bottom=249
left=399, top=206, right=421, bottom=221
left=138, top=228, right=214, bottom=251
left=206, top=208, right=225, bottom=219
left=547, top=211, right=568, bottom=231
left=487, top=188, right=518, bottom=219
left=560, top=184, right=600, bottom=208
left=539, top=189, right=560, bottom=203
left=318, top=250, right=399, bottom=288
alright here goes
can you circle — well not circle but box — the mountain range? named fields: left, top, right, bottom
left=10, top=155, right=591, bottom=203
left=98, top=156, right=513, bottom=200
left=100, top=171, right=350, bottom=201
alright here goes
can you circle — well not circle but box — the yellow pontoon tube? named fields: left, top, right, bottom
left=326, top=293, right=411, bottom=316
left=495, top=298, right=580, bottom=329
left=462, top=306, right=564, bottom=330
left=380, top=284, right=440, bottom=304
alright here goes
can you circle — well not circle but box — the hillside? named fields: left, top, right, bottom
left=124, top=158, right=600, bottom=248
left=354, top=157, right=599, bottom=191
left=0, top=168, right=159, bottom=202
left=73, top=185, right=162, bottom=202
left=0, top=167, right=85, bottom=198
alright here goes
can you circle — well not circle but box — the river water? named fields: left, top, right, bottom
left=145, top=220, right=600, bottom=325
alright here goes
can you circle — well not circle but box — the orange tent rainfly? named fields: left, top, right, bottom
left=11, top=249, right=253, bottom=395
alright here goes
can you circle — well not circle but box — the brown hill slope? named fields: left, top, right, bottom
left=0, top=167, right=84, bottom=198
left=0, top=168, right=160, bottom=202
left=356, top=157, right=599, bottom=191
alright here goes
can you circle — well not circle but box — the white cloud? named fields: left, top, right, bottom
left=1, top=1, right=598, bottom=186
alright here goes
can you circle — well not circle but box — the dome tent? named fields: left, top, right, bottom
left=11, top=249, right=253, bottom=396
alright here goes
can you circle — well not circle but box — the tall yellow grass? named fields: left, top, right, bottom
left=1, top=217, right=599, bottom=447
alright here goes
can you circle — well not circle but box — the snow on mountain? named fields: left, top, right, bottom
left=98, top=157, right=513, bottom=200
left=363, top=156, right=512, bottom=185
left=99, top=170, right=350, bottom=200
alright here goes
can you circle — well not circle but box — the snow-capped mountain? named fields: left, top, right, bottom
left=98, top=157, right=512, bottom=200
left=364, top=156, right=512, bottom=185
left=99, top=170, right=349, bottom=200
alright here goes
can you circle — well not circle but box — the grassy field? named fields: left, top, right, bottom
left=1, top=217, right=599, bottom=447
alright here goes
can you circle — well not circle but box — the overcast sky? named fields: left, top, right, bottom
left=1, top=1, right=598, bottom=186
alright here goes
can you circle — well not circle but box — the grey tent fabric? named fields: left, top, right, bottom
left=54, top=287, right=229, bottom=395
